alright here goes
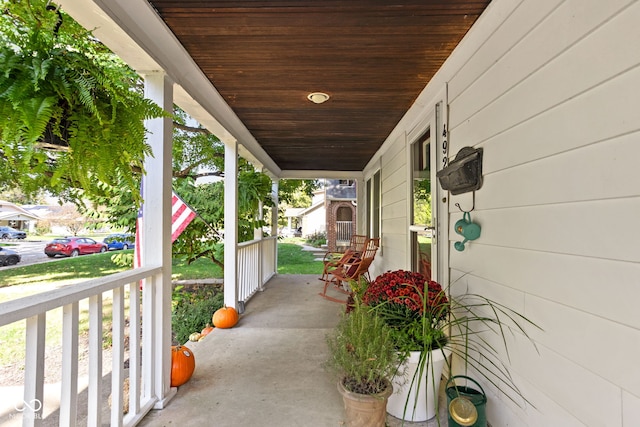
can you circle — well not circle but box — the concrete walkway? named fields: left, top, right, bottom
left=139, top=274, right=345, bottom=427
left=138, top=274, right=449, bottom=427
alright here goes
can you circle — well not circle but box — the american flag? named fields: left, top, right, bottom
left=171, top=192, right=197, bottom=242
left=133, top=183, right=144, bottom=270
left=134, top=189, right=196, bottom=269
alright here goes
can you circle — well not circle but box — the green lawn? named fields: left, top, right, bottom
left=0, top=251, right=128, bottom=290
left=277, top=242, right=324, bottom=274
left=0, top=242, right=322, bottom=291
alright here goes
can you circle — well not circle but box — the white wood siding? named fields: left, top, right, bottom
left=374, top=0, right=640, bottom=425
left=377, top=132, right=409, bottom=275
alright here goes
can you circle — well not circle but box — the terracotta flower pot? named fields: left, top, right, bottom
left=337, top=378, right=393, bottom=427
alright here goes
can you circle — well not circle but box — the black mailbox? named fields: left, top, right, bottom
left=436, top=147, right=483, bottom=195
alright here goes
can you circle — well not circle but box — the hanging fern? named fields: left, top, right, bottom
left=0, top=0, right=166, bottom=198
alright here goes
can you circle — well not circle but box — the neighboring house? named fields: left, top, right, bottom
left=24, top=204, right=97, bottom=235
left=287, top=179, right=357, bottom=251
left=282, top=207, right=304, bottom=232
left=0, top=200, right=40, bottom=232
left=323, top=180, right=357, bottom=251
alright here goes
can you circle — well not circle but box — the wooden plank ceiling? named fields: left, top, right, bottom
left=147, top=0, right=491, bottom=172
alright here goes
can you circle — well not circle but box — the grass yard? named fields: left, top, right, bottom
left=0, top=252, right=127, bottom=290
left=277, top=242, right=324, bottom=274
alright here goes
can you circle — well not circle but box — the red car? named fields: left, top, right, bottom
left=44, top=237, right=108, bottom=258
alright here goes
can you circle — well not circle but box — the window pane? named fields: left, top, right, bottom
left=372, top=171, right=380, bottom=237
left=412, top=131, right=431, bottom=227
left=411, top=130, right=431, bottom=275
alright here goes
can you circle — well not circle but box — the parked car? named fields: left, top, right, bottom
left=0, top=226, right=27, bottom=240
left=103, top=233, right=135, bottom=250
left=0, top=246, right=21, bottom=266
left=44, top=237, right=108, bottom=258
left=280, top=227, right=302, bottom=237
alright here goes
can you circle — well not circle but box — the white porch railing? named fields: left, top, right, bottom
left=335, top=221, right=353, bottom=246
left=237, top=236, right=277, bottom=304
left=0, top=266, right=163, bottom=427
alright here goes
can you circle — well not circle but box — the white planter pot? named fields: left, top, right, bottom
left=387, top=348, right=451, bottom=421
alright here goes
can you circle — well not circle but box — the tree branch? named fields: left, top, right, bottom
left=173, top=122, right=212, bottom=135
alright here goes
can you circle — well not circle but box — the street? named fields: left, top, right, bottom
left=0, top=239, right=55, bottom=268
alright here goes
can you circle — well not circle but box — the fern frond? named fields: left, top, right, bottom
left=21, top=96, right=56, bottom=142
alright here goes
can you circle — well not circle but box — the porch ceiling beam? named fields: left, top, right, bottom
left=279, top=170, right=364, bottom=180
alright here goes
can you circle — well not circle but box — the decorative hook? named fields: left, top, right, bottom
left=455, top=191, right=476, bottom=213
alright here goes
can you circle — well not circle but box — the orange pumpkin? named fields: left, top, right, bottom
left=201, top=323, right=214, bottom=337
left=170, top=345, right=195, bottom=387
left=212, top=306, right=239, bottom=329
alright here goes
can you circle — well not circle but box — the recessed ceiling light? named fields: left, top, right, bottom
left=307, top=92, right=330, bottom=104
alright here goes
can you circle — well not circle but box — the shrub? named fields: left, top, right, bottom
left=172, top=284, right=224, bottom=344
left=305, top=231, right=326, bottom=247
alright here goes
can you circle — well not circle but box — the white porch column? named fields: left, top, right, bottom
left=355, top=177, right=365, bottom=235
left=142, top=72, right=176, bottom=408
left=271, top=180, right=279, bottom=237
left=254, top=201, right=264, bottom=240
left=224, top=140, right=239, bottom=309
left=272, top=180, right=279, bottom=273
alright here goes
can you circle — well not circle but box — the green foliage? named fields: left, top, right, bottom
left=413, top=178, right=431, bottom=226
left=376, top=301, right=448, bottom=356
left=0, top=1, right=165, bottom=199
left=171, top=285, right=224, bottom=345
left=0, top=187, right=46, bottom=204
left=34, top=223, right=50, bottom=235
left=172, top=108, right=224, bottom=177
left=172, top=169, right=274, bottom=267
left=326, top=299, right=399, bottom=395
left=304, top=231, right=326, bottom=247
left=278, top=179, right=317, bottom=206
left=0, top=3, right=312, bottom=267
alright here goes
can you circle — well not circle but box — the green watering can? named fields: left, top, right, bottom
left=454, top=212, right=481, bottom=251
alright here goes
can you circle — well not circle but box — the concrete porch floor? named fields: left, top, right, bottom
left=138, top=274, right=449, bottom=427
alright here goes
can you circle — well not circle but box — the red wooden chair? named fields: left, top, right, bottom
left=319, top=234, right=367, bottom=282
left=319, top=238, right=379, bottom=303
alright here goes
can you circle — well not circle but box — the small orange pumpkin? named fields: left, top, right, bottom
left=170, top=345, right=195, bottom=387
left=201, top=323, right=214, bottom=337
left=212, top=306, right=239, bottom=329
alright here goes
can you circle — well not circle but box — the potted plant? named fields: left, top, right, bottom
left=325, top=295, right=400, bottom=427
left=362, top=270, right=540, bottom=424
left=362, top=270, right=451, bottom=422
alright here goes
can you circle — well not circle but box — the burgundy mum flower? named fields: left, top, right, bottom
left=362, top=270, right=449, bottom=321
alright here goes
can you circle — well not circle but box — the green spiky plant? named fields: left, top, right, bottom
left=364, top=270, right=542, bottom=424
left=325, top=296, right=400, bottom=395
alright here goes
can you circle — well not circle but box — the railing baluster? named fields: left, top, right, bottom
left=128, top=282, right=141, bottom=419
left=23, top=313, right=45, bottom=427
left=60, top=302, right=79, bottom=426
left=142, top=278, right=154, bottom=403
left=111, top=286, right=125, bottom=427
left=87, top=294, right=103, bottom=426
